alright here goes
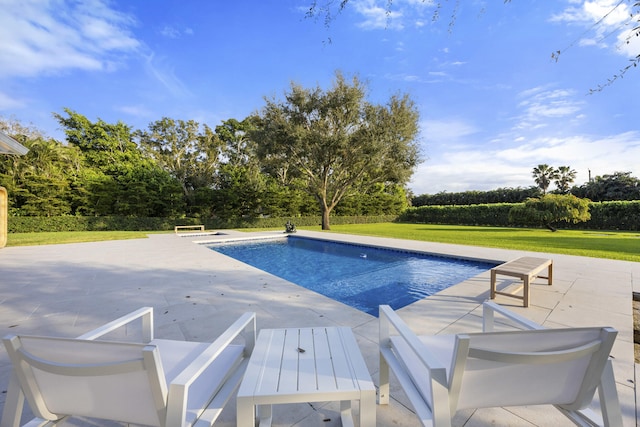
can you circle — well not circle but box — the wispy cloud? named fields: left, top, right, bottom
left=143, top=53, right=191, bottom=97
left=512, top=86, right=585, bottom=131
left=160, top=25, right=194, bottom=39
left=352, top=0, right=435, bottom=30
left=550, top=0, right=638, bottom=58
left=116, top=105, right=155, bottom=119
left=0, top=0, right=140, bottom=79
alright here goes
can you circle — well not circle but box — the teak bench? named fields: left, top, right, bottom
left=174, top=225, right=205, bottom=233
left=490, top=256, right=553, bottom=307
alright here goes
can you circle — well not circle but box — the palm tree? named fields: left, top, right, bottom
left=555, top=166, right=577, bottom=194
left=532, top=164, right=558, bottom=195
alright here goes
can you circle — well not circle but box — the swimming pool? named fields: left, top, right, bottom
left=207, top=236, right=495, bottom=316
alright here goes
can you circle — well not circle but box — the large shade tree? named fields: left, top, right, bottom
left=55, top=109, right=183, bottom=216
left=135, top=118, right=222, bottom=215
left=253, top=72, right=421, bottom=230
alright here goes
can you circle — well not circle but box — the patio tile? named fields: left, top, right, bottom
left=0, top=230, right=637, bottom=426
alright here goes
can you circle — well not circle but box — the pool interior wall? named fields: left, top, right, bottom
left=207, top=236, right=497, bottom=316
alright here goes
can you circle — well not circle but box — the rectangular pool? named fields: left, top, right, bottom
left=207, top=236, right=495, bottom=316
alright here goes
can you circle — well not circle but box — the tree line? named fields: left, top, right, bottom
left=413, top=167, right=640, bottom=207
left=0, top=73, right=421, bottom=230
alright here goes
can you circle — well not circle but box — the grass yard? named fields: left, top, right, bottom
left=6, top=223, right=639, bottom=262
left=6, top=230, right=165, bottom=247
left=312, top=223, right=640, bottom=263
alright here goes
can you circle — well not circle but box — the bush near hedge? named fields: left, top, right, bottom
left=398, top=201, right=640, bottom=231
left=7, top=215, right=399, bottom=233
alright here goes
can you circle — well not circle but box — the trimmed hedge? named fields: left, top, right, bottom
left=398, top=201, right=640, bottom=231
left=398, top=203, right=514, bottom=226
left=7, top=215, right=399, bottom=233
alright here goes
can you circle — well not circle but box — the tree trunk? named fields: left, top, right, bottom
left=321, top=205, right=331, bottom=230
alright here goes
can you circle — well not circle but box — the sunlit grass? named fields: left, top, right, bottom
left=318, top=223, right=640, bottom=262
left=246, top=223, right=640, bottom=262
left=7, top=224, right=639, bottom=263
left=6, top=231, right=168, bottom=246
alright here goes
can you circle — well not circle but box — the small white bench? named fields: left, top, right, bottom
left=490, top=256, right=552, bottom=307
left=174, top=224, right=205, bottom=234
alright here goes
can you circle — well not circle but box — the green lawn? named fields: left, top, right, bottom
left=5, top=231, right=167, bottom=247
left=316, top=223, right=640, bottom=262
left=6, top=224, right=639, bottom=262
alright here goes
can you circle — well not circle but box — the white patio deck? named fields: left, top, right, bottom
left=0, top=230, right=637, bottom=426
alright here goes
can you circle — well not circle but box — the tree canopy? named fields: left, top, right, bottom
left=509, top=194, right=591, bottom=232
left=252, top=72, right=421, bottom=229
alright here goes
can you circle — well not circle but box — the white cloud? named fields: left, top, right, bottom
left=409, top=129, right=640, bottom=195
left=513, top=87, right=585, bottom=131
left=551, top=0, right=638, bottom=58
left=0, top=0, right=140, bottom=78
left=353, top=0, right=404, bottom=30
left=160, top=25, right=194, bottom=39
left=352, top=0, right=435, bottom=30
left=143, top=53, right=191, bottom=97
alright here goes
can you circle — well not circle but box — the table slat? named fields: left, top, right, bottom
left=297, top=328, right=319, bottom=392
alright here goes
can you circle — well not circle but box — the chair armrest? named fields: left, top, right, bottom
left=379, top=305, right=451, bottom=426
left=379, top=305, right=447, bottom=372
left=165, top=312, right=256, bottom=426
left=76, top=307, right=154, bottom=341
left=482, top=301, right=544, bottom=332
left=170, top=312, right=256, bottom=387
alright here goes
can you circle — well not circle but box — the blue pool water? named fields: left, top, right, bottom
left=208, top=236, right=495, bottom=316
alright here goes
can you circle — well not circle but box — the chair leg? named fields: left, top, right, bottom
left=378, top=352, right=390, bottom=405
left=598, top=360, right=623, bottom=427
left=0, top=372, right=25, bottom=427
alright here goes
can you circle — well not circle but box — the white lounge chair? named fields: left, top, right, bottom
left=1, top=307, right=256, bottom=427
left=378, top=301, right=622, bottom=427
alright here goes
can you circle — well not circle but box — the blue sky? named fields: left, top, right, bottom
left=0, top=0, right=638, bottom=195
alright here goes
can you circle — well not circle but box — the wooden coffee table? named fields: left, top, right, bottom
left=236, top=326, right=376, bottom=427
left=490, top=256, right=553, bottom=307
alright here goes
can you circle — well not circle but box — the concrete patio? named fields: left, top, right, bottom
left=0, top=230, right=638, bottom=426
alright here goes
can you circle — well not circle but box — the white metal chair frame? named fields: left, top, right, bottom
left=379, top=301, right=622, bottom=427
left=2, top=307, right=256, bottom=427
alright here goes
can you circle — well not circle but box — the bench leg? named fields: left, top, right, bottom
left=523, top=276, right=530, bottom=307
left=490, top=270, right=497, bottom=299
